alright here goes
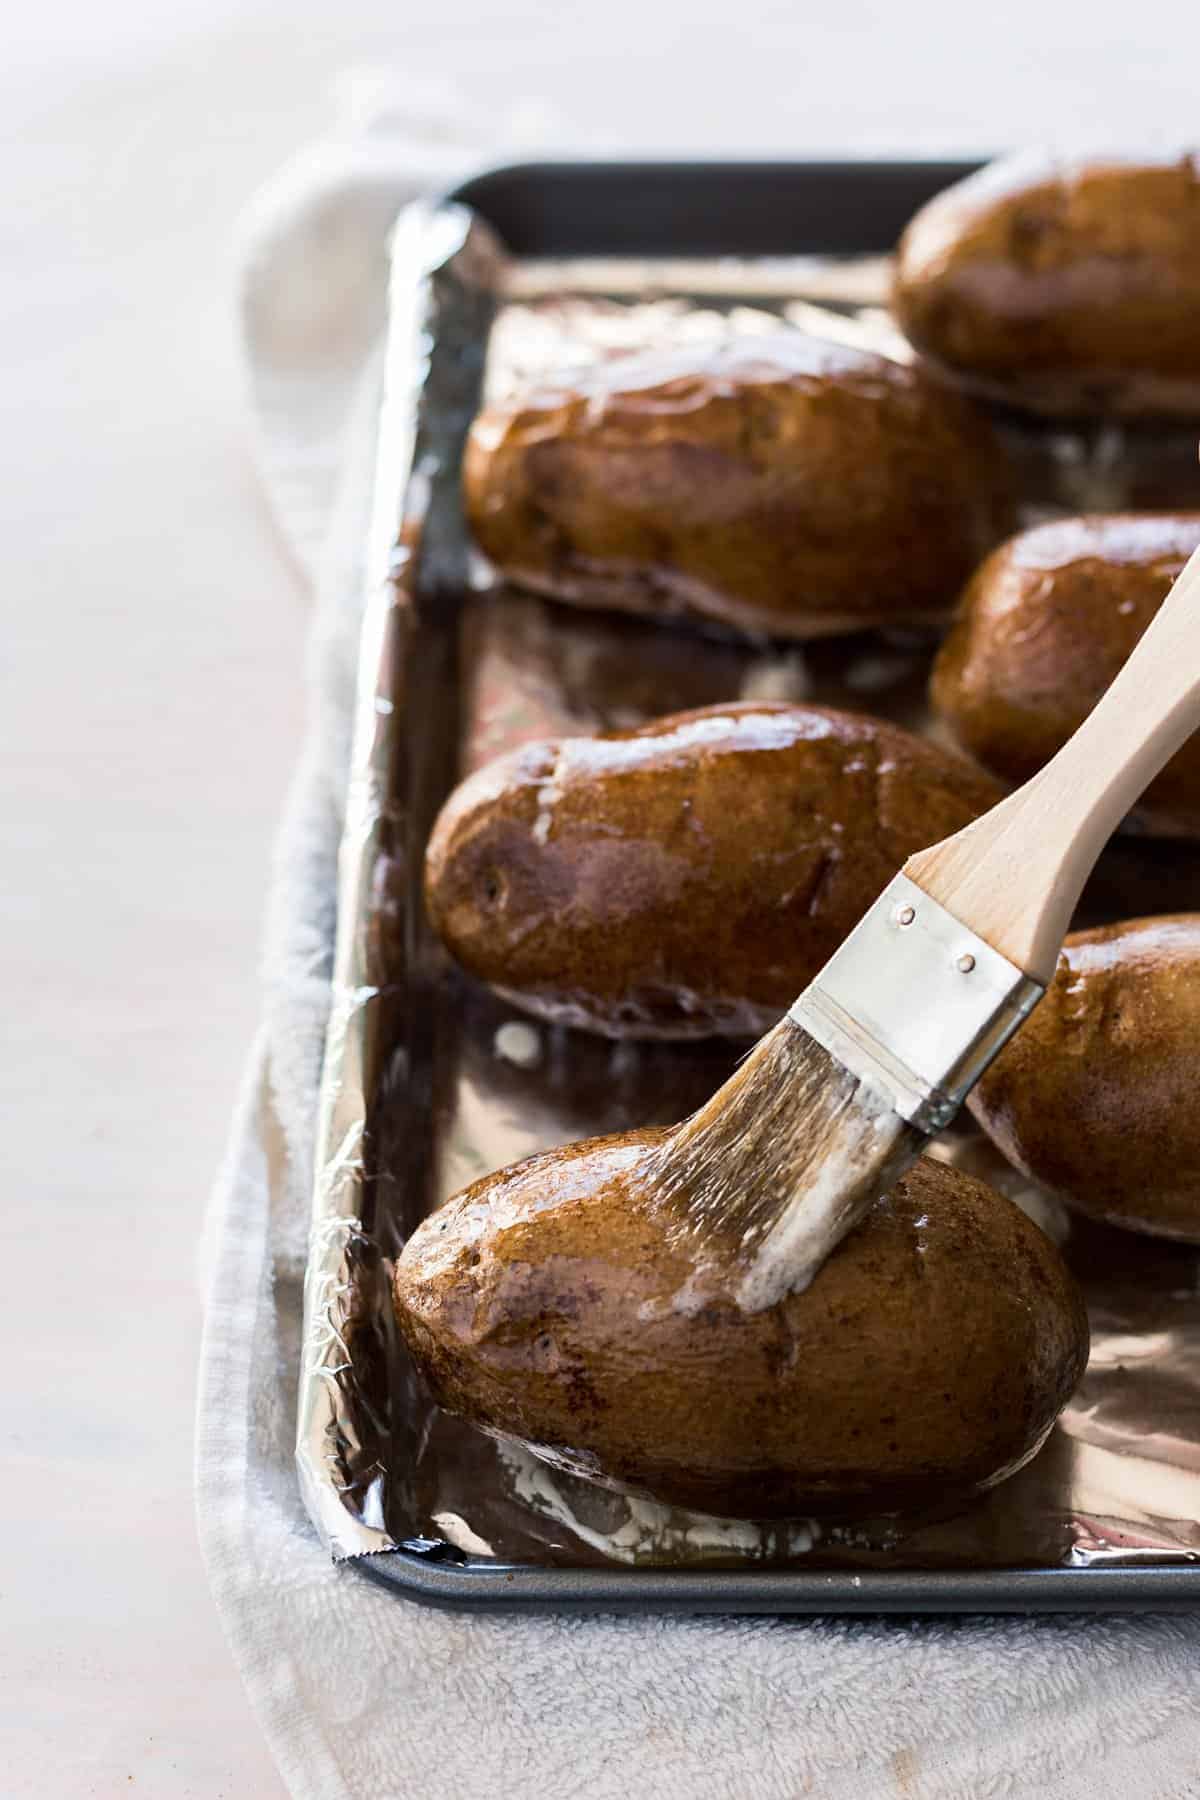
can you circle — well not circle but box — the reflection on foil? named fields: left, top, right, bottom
left=493, top=1443, right=819, bottom=1568
left=297, top=202, right=1200, bottom=1587
left=431, top=1512, right=496, bottom=1558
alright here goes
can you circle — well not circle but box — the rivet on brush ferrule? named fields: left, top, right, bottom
left=788, top=873, right=1045, bottom=1136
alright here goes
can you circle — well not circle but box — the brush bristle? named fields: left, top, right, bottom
left=654, top=1016, right=925, bottom=1311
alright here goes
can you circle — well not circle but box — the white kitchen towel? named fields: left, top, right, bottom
left=196, top=84, right=1200, bottom=1800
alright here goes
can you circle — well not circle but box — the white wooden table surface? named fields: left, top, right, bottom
left=4, top=2, right=1200, bottom=1793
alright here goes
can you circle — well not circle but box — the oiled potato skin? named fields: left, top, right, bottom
left=931, top=514, right=1200, bottom=836
left=894, top=153, right=1200, bottom=416
left=971, top=916, right=1200, bottom=1241
left=424, top=702, right=1002, bottom=1038
left=463, top=332, right=1011, bottom=637
left=394, top=1138, right=1088, bottom=1519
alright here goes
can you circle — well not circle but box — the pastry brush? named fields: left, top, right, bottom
left=661, top=539, right=1200, bottom=1311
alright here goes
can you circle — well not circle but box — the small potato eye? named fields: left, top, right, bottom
left=480, top=867, right=508, bottom=907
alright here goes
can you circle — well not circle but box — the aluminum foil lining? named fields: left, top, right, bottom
left=296, top=198, right=1200, bottom=1575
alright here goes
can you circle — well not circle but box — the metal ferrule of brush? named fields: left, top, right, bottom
left=788, top=873, right=1045, bottom=1136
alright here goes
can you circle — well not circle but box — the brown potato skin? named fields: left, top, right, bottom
left=931, top=514, right=1200, bottom=837
left=394, top=1137, right=1088, bottom=1519
left=894, top=152, right=1200, bottom=417
left=424, top=702, right=1003, bottom=1039
left=463, top=332, right=1012, bottom=638
left=971, top=915, right=1200, bottom=1242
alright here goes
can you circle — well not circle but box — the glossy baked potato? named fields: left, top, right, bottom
left=972, top=915, right=1200, bottom=1242
left=931, top=513, right=1200, bottom=837
left=894, top=152, right=1200, bottom=417
left=394, top=1135, right=1088, bottom=1519
left=463, top=331, right=1012, bottom=638
left=424, top=702, right=1003, bottom=1038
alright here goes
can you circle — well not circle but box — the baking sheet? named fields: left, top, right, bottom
left=297, top=186, right=1200, bottom=1602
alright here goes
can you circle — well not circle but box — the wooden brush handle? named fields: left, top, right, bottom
left=905, top=541, right=1200, bottom=985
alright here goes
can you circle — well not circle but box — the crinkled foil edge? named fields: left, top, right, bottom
left=295, top=202, right=504, bottom=1560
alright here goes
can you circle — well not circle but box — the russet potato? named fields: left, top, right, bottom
left=931, top=514, right=1200, bottom=837
left=424, top=702, right=1003, bottom=1038
left=894, top=152, right=1200, bottom=416
left=464, top=331, right=1012, bottom=637
left=394, top=1137, right=1088, bottom=1519
left=972, top=915, right=1200, bottom=1241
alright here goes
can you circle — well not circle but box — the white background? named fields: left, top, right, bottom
left=5, top=3, right=1200, bottom=1794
